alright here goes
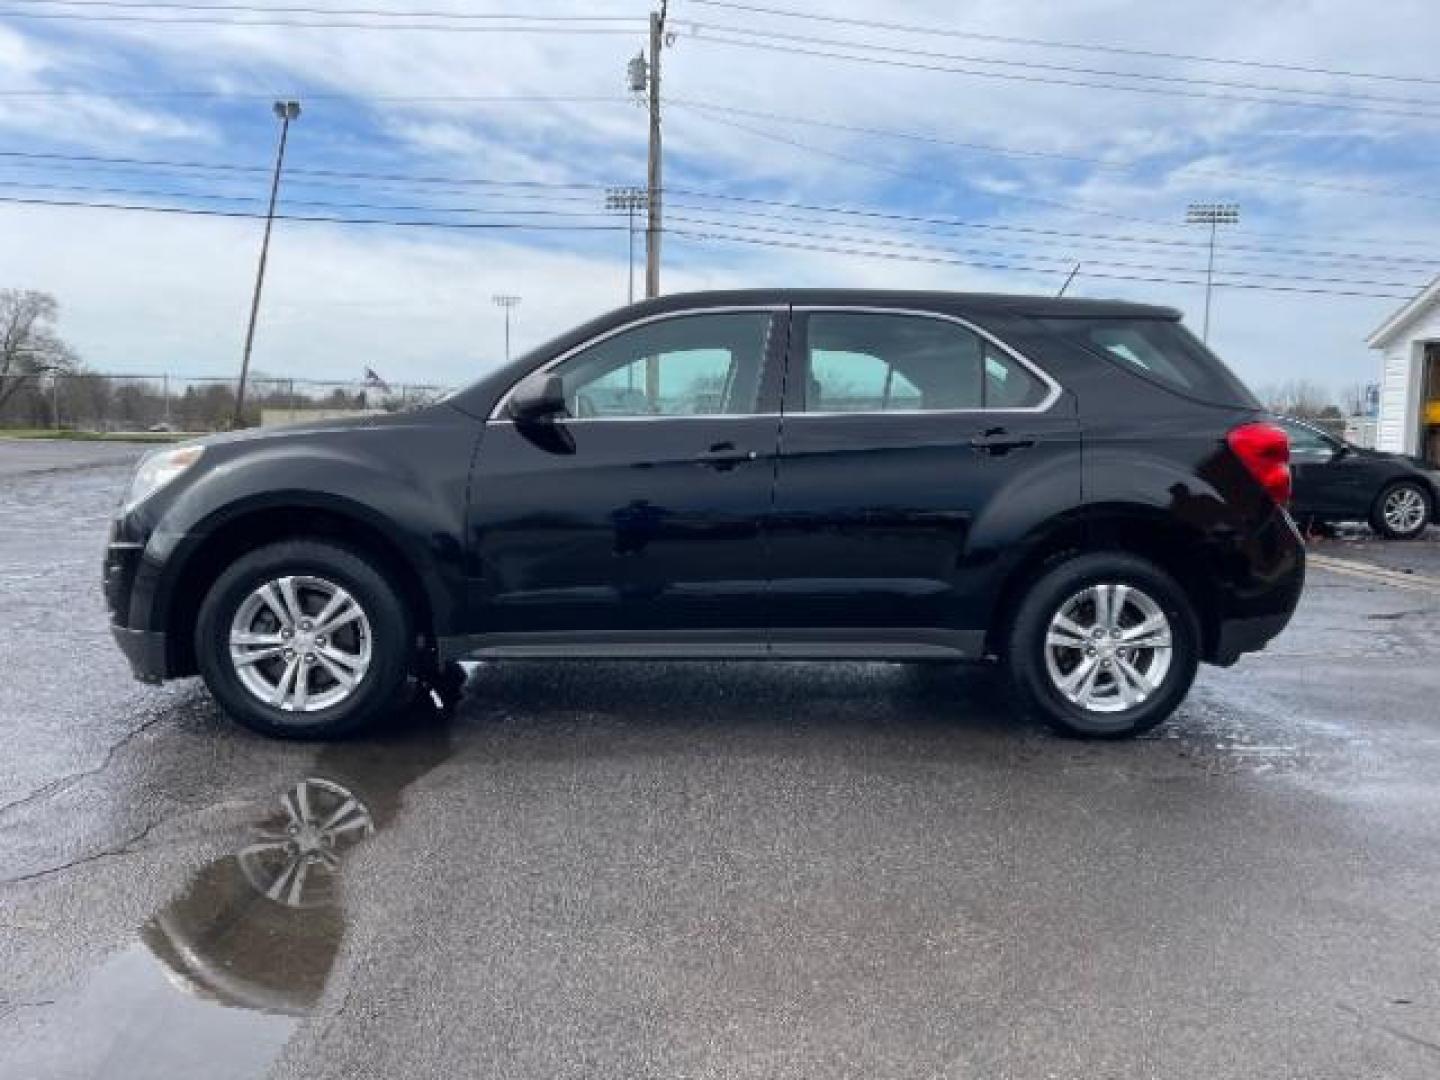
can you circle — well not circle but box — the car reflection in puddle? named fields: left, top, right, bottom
left=8, top=718, right=454, bottom=1080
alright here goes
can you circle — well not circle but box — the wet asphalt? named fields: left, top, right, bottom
left=2, top=437, right=1440, bottom=1079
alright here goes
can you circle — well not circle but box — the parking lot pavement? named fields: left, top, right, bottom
left=0, top=437, right=148, bottom=477
left=3, top=460, right=1440, bottom=1080
left=1309, top=525, right=1440, bottom=578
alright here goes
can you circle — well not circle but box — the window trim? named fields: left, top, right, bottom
left=487, top=305, right=787, bottom=422
left=786, top=306, right=1062, bottom=417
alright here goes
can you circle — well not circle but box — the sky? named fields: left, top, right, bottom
left=1, top=0, right=1437, bottom=396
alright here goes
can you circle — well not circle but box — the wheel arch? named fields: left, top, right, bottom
left=160, top=497, right=439, bottom=678
left=984, top=504, right=1223, bottom=662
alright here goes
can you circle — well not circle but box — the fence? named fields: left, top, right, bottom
left=0, top=373, right=454, bottom=434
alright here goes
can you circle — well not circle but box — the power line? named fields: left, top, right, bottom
left=0, top=89, right=628, bottom=103
left=664, top=213, right=1431, bottom=293
left=4, top=168, right=1430, bottom=274
left=681, top=20, right=1440, bottom=112
left=684, top=0, right=1440, bottom=89
left=659, top=197, right=1440, bottom=273
left=666, top=226, right=1416, bottom=301
left=673, top=98, right=1440, bottom=206
left=0, top=191, right=633, bottom=229
left=4, top=145, right=1434, bottom=260
left=4, top=0, right=638, bottom=17
left=0, top=190, right=1420, bottom=301
left=681, top=106, right=1180, bottom=227
left=664, top=186, right=1440, bottom=260
left=0, top=177, right=627, bottom=217
left=0, top=7, right=642, bottom=29
left=681, top=28, right=1440, bottom=123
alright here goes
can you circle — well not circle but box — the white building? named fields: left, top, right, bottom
left=1367, top=274, right=1440, bottom=463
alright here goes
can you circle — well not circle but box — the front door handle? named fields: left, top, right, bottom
left=969, top=427, right=1035, bottom=456
left=694, top=441, right=759, bottom=470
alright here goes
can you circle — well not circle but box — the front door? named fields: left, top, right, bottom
left=766, top=308, right=1081, bottom=657
left=465, top=308, right=785, bottom=654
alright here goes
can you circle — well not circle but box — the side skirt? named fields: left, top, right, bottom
left=438, top=628, right=986, bottom=663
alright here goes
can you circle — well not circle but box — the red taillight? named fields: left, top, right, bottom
left=1227, top=422, right=1292, bottom=507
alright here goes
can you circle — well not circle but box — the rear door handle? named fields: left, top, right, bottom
left=969, top=427, right=1035, bottom=456
left=694, top=441, right=759, bottom=470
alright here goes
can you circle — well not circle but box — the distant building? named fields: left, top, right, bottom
left=1367, top=274, right=1440, bottom=465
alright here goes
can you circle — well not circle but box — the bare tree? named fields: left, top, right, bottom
left=1256, top=379, right=1336, bottom=420
left=0, top=289, right=81, bottom=414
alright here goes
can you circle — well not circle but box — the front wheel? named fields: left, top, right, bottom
left=1370, top=481, right=1431, bottom=540
left=195, top=539, right=414, bottom=739
left=1004, top=553, right=1200, bottom=739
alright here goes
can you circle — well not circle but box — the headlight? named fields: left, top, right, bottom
left=126, top=445, right=205, bottom=510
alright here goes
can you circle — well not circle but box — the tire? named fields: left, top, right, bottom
left=195, top=539, right=414, bottom=739
left=1004, top=552, right=1201, bottom=739
left=1369, top=480, right=1431, bottom=540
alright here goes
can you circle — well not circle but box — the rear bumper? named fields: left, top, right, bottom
left=110, top=622, right=168, bottom=684
left=1210, top=610, right=1293, bottom=667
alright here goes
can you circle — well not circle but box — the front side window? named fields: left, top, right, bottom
left=801, top=312, right=1048, bottom=413
left=1279, top=418, right=1338, bottom=460
left=557, top=312, right=772, bottom=418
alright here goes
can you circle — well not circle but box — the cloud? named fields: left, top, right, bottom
left=1, top=1, right=1436, bottom=398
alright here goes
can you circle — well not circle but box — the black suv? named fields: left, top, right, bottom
left=104, top=290, right=1304, bottom=740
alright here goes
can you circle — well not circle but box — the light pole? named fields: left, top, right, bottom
left=492, top=294, right=521, bottom=362
left=605, top=186, right=648, bottom=304
left=1185, top=202, right=1239, bottom=344
left=234, top=99, right=301, bottom=428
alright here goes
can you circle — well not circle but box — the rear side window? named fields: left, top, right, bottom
left=1043, top=318, right=1258, bottom=408
left=802, top=312, right=1049, bottom=412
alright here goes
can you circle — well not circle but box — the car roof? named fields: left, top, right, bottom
left=628, top=289, right=1180, bottom=322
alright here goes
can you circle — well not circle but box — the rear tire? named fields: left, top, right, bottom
left=1370, top=480, right=1431, bottom=540
left=196, top=539, right=414, bottom=739
left=1004, top=552, right=1200, bottom=739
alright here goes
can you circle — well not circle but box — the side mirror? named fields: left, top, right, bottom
left=507, top=372, right=567, bottom=423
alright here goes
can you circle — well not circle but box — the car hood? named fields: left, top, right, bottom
left=180, top=404, right=458, bottom=451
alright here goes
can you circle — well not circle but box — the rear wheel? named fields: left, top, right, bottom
left=1004, top=552, right=1200, bottom=739
left=196, top=539, right=414, bottom=739
left=1370, top=480, right=1430, bottom=540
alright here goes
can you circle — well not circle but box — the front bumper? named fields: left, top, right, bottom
left=103, top=531, right=169, bottom=683
left=110, top=622, right=168, bottom=684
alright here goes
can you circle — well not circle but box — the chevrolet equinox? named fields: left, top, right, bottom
left=104, top=290, right=1304, bottom=739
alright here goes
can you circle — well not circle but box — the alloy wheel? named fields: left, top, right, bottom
left=228, top=575, right=373, bottom=713
left=1383, top=486, right=1427, bottom=536
left=1043, top=582, right=1173, bottom=714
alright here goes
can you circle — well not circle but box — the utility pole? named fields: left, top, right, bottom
left=643, top=1, right=668, bottom=298
left=1185, top=202, right=1239, bottom=344
left=234, top=100, right=301, bottom=428
left=492, top=294, right=521, bottom=362
left=605, top=186, right=648, bottom=304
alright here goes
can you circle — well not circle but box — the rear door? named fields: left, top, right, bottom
left=765, top=307, right=1081, bottom=658
left=465, top=308, right=785, bottom=652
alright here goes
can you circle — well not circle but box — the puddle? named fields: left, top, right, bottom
left=2, top=717, right=457, bottom=1079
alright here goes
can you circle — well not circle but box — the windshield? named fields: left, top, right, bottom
left=1043, top=317, right=1260, bottom=408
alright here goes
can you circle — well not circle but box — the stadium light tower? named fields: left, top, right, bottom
left=234, top=99, right=301, bottom=428
left=605, top=186, right=648, bottom=304
left=492, top=294, right=521, bottom=362
left=1185, top=202, right=1240, bottom=343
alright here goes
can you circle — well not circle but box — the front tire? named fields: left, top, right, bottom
left=1004, top=553, right=1200, bottom=739
left=195, top=539, right=414, bottom=739
left=1370, top=480, right=1431, bottom=540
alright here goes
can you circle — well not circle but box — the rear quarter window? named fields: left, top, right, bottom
left=1041, top=317, right=1259, bottom=408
